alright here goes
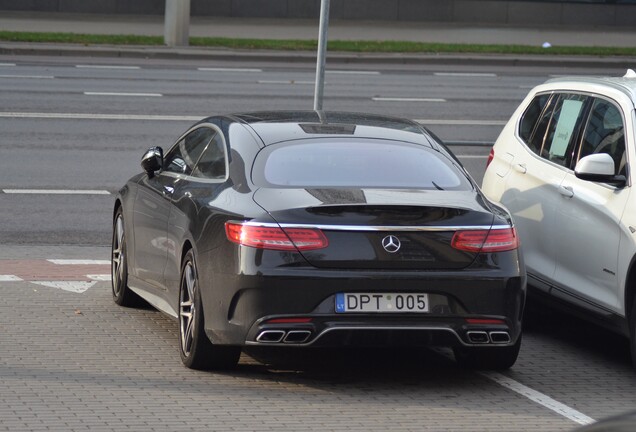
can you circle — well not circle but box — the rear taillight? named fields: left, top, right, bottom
left=486, top=148, right=495, bottom=169
left=225, top=222, right=328, bottom=251
left=451, top=227, right=518, bottom=252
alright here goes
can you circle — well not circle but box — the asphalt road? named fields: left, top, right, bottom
left=1, top=53, right=636, bottom=431
left=0, top=54, right=558, bottom=245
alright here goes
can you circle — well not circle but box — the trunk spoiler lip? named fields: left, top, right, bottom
left=228, top=220, right=511, bottom=233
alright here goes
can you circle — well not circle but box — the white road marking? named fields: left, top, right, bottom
left=84, top=92, right=162, bottom=97
left=31, top=280, right=96, bottom=294
left=373, top=97, right=447, bottom=102
left=481, top=371, right=595, bottom=426
left=3, top=189, right=110, bottom=195
left=47, top=259, right=110, bottom=265
left=0, top=112, right=504, bottom=127
left=0, top=63, right=16, bottom=67
left=0, top=74, right=54, bottom=79
left=0, top=275, right=22, bottom=282
left=434, top=72, right=497, bottom=77
left=326, top=70, right=380, bottom=75
left=415, top=119, right=506, bottom=126
left=76, top=65, right=141, bottom=70
left=257, top=80, right=314, bottom=85
left=198, top=67, right=262, bottom=72
left=0, top=112, right=201, bottom=121
left=87, top=274, right=112, bottom=281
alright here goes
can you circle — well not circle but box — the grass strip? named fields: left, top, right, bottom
left=1, top=30, right=635, bottom=57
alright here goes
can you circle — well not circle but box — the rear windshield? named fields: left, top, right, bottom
left=252, top=139, right=470, bottom=190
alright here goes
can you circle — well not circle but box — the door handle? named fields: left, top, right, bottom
left=559, top=185, right=574, bottom=198
left=513, top=163, right=527, bottom=174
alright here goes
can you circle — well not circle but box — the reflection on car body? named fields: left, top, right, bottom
left=112, top=111, right=525, bottom=371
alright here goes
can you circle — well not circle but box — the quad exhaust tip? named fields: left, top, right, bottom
left=466, top=330, right=511, bottom=344
left=256, top=330, right=286, bottom=343
left=256, top=330, right=312, bottom=344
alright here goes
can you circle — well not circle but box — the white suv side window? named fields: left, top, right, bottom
left=577, top=98, right=626, bottom=176
left=540, top=94, right=588, bottom=168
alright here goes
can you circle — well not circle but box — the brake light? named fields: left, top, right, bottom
left=486, top=148, right=495, bottom=168
left=265, top=318, right=313, bottom=324
left=466, top=318, right=506, bottom=325
left=451, top=228, right=518, bottom=252
left=225, top=222, right=328, bottom=251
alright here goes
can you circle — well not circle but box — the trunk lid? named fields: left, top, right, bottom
left=252, top=188, right=496, bottom=270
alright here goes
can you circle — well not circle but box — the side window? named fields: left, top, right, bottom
left=519, top=93, right=553, bottom=155
left=163, top=127, right=214, bottom=175
left=578, top=98, right=626, bottom=176
left=540, top=93, right=588, bottom=168
left=192, top=133, right=227, bottom=180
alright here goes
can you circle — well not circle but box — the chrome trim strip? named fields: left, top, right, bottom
left=232, top=221, right=512, bottom=232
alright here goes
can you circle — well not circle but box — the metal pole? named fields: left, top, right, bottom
left=164, top=0, right=191, bottom=47
left=313, top=0, right=330, bottom=111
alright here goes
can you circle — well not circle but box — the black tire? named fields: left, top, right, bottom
left=453, top=335, right=522, bottom=370
left=630, top=297, right=636, bottom=370
left=178, top=249, right=241, bottom=370
left=111, top=207, right=140, bottom=307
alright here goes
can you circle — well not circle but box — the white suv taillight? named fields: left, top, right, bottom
left=486, top=148, right=495, bottom=169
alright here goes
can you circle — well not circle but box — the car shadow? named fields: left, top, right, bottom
left=523, top=297, right=631, bottom=367
left=235, top=345, right=468, bottom=385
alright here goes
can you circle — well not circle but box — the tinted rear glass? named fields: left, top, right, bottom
left=252, top=140, right=470, bottom=190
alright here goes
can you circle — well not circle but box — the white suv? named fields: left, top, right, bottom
left=482, top=71, right=636, bottom=368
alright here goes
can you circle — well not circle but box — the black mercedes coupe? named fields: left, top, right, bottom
left=111, top=111, right=526, bottom=370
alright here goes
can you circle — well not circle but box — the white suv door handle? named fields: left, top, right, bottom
left=559, top=185, right=574, bottom=198
left=513, top=163, right=527, bottom=174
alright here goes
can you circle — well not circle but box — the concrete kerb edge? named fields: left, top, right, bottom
left=1, top=43, right=635, bottom=69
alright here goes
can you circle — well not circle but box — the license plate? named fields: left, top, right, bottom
left=335, top=293, right=429, bottom=313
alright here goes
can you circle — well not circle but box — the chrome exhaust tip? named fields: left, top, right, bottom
left=466, top=331, right=490, bottom=344
left=489, top=331, right=511, bottom=344
left=256, top=330, right=286, bottom=343
left=283, top=330, right=311, bottom=344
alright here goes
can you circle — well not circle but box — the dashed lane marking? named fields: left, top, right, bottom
left=373, top=97, right=447, bottom=102
left=3, top=189, right=110, bottom=195
left=48, top=259, right=110, bottom=265
left=0, top=74, right=54, bottom=79
left=84, top=92, right=163, bottom=97
left=76, top=65, right=141, bottom=70
left=326, top=70, right=381, bottom=75
left=198, top=67, right=262, bottom=72
left=0, top=63, right=16, bottom=67
left=0, top=112, right=201, bottom=121
left=434, top=72, right=497, bottom=77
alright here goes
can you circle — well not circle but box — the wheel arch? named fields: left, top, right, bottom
left=181, top=240, right=194, bottom=266
left=113, top=198, right=122, bottom=219
left=625, top=255, right=636, bottom=320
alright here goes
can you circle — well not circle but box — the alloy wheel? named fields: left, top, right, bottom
left=111, top=214, right=125, bottom=298
left=180, top=261, right=197, bottom=357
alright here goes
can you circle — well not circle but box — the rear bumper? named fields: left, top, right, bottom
left=199, top=247, right=525, bottom=348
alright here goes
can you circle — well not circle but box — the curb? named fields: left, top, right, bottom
left=1, top=42, right=636, bottom=69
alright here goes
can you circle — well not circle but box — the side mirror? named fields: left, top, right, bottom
left=574, top=153, right=626, bottom=187
left=141, top=147, right=163, bottom=177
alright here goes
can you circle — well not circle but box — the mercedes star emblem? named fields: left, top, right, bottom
left=382, top=235, right=401, bottom=253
